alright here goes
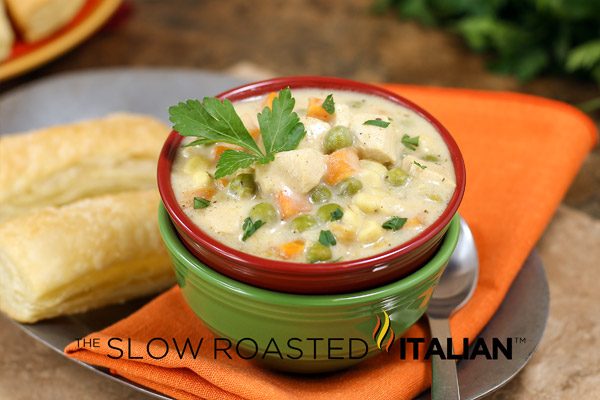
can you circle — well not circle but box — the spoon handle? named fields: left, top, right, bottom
left=428, top=315, right=460, bottom=400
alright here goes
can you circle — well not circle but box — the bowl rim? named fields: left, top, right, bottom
left=157, top=75, right=466, bottom=274
left=159, top=204, right=461, bottom=305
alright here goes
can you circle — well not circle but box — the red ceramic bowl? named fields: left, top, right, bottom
left=158, top=76, right=465, bottom=294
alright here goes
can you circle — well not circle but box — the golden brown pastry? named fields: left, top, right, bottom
left=0, top=190, right=174, bottom=323
left=0, top=113, right=169, bottom=222
left=5, top=0, right=84, bottom=42
left=0, top=0, right=14, bottom=61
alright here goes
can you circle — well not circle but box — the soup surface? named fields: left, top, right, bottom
left=171, top=89, right=456, bottom=263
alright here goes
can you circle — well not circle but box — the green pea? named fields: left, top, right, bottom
left=306, top=242, right=332, bottom=263
left=386, top=167, right=408, bottom=186
left=317, top=203, right=343, bottom=222
left=309, top=184, right=332, bottom=204
left=323, top=126, right=353, bottom=154
left=290, top=215, right=317, bottom=232
left=249, top=203, right=278, bottom=223
left=228, top=173, right=257, bottom=198
left=336, top=177, right=363, bottom=196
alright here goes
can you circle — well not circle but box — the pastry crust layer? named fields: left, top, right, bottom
left=0, top=113, right=169, bottom=222
left=0, top=190, right=174, bottom=323
left=0, top=0, right=14, bottom=61
left=5, top=0, right=85, bottom=42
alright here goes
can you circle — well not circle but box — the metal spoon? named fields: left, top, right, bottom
left=427, top=216, right=479, bottom=400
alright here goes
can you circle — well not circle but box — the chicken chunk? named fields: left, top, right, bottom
left=297, top=116, right=331, bottom=152
left=401, top=155, right=456, bottom=201
left=416, top=134, right=448, bottom=160
left=255, top=148, right=327, bottom=194
left=333, top=103, right=351, bottom=127
left=351, top=113, right=401, bottom=163
left=196, top=200, right=249, bottom=235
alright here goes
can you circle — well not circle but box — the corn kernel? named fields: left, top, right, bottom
left=357, top=220, right=383, bottom=243
left=191, top=171, right=212, bottom=188
left=359, top=160, right=387, bottom=177
left=183, top=156, right=210, bottom=175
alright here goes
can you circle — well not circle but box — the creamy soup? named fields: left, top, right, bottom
left=170, top=89, right=456, bottom=263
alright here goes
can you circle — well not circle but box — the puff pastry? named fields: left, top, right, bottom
left=0, top=0, right=14, bottom=61
left=5, top=0, right=84, bottom=42
left=0, top=190, right=174, bottom=323
left=0, top=113, right=169, bottom=222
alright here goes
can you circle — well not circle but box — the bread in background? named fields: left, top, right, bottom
left=0, top=190, right=174, bottom=323
left=0, top=113, right=170, bottom=222
left=5, top=0, right=85, bottom=42
left=0, top=0, right=14, bottom=61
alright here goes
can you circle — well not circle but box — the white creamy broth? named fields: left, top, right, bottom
left=171, top=89, right=456, bottom=263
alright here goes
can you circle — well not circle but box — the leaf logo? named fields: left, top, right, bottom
left=372, top=310, right=395, bottom=352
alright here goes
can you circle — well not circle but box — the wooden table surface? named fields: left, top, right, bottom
left=0, top=1, right=598, bottom=399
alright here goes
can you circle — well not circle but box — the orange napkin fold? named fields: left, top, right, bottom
left=65, top=85, right=597, bottom=400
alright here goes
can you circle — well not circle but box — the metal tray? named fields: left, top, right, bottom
left=0, top=69, right=549, bottom=399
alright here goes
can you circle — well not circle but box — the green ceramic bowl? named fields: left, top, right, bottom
left=158, top=204, right=460, bottom=373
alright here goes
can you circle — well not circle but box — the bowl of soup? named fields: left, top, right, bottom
left=158, top=76, right=465, bottom=294
left=158, top=205, right=460, bottom=373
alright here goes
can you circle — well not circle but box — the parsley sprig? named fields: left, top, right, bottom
left=322, top=94, right=335, bottom=114
left=193, top=197, right=211, bottom=209
left=241, top=217, right=265, bottom=241
left=382, top=217, right=407, bottom=231
left=319, top=230, right=337, bottom=246
left=401, top=134, right=419, bottom=151
left=169, top=88, right=306, bottom=179
left=364, top=118, right=390, bottom=128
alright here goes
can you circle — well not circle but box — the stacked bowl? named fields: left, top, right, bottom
left=157, top=77, right=466, bottom=373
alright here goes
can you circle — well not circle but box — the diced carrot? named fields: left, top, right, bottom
left=249, top=128, right=261, bottom=140
left=183, top=185, right=216, bottom=207
left=276, top=190, right=310, bottom=219
left=212, top=144, right=242, bottom=161
left=263, top=92, right=277, bottom=109
left=195, top=186, right=217, bottom=200
left=330, top=223, right=355, bottom=243
left=324, top=148, right=360, bottom=185
left=307, top=98, right=333, bottom=121
left=216, top=178, right=229, bottom=189
left=404, top=217, right=422, bottom=228
left=212, top=145, right=230, bottom=161
left=277, top=240, right=305, bottom=259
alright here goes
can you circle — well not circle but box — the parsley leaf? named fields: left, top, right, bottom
left=169, top=98, right=263, bottom=157
left=193, top=197, right=211, bottom=209
left=319, top=230, right=337, bottom=246
left=214, top=150, right=260, bottom=179
left=258, top=87, right=306, bottom=156
left=364, top=119, right=390, bottom=128
left=413, top=161, right=427, bottom=169
left=382, top=217, right=407, bottom=231
left=171, top=89, right=307, bottom=178
left=330, top=208, right=344, bottom=221
left=241, top=217, right=265, bottom=241
left=401, top=134, right=420, bottom=151
left=322, top=94, right=335, bottom=114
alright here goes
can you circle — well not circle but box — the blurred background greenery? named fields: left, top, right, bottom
left=373, top=0, right=600, bottom=111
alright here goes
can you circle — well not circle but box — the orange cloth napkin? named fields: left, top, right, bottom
left=65, top=85, right=597, bottom=400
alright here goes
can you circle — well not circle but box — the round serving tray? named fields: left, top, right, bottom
left=0, top=0, right=121, bottom=81
left=0, top=69, right=549, bottom=399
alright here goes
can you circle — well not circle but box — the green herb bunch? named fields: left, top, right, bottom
left=169, top=88, right=306, bottom=178
left=374, top=0, right=600, bottom=110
